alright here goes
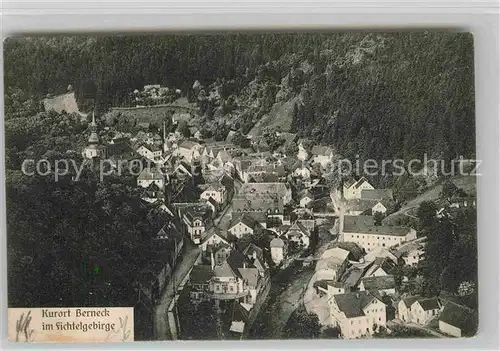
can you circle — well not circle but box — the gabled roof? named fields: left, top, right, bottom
left=401, top=295, right=423, bottom=308
left=354, top=177, right=372, bottom=189
left=243, top=243, right=264, bottom=259
left=178, top=140, right=199, bottom=150
left=238, top=267, right=259, bottom=287
left=439, top=301, right=476, bottom=333
left=190, top=265, right=214, bottom=285
left=229, top=214, right=258, bottom=231
left=201, top=227, right=230, bottom=245
left=286, top=221, right=311, bottom=238
left=333, top=291, right=380, bottom=318
left=343, top=215, right=411, bottom=237
left=415, top=297, right=441, bottom=311
left=138, top=167, right=164, bottom=181
left=361, top=189, right=394, bottom=201
left=360, top=275, right=396, bottom=291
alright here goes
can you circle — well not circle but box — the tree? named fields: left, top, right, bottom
left=373, top=211, right=384, bottom=226
left=283, top=307, right=320, bottom=339
left=177, top=120, right=191, bottom=138
left=441, top=179, right=458, bottom=199
left=417, top=201, right=438, bottom=229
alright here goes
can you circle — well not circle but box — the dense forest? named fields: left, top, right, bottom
left=4, top=32, right=475, bottom=163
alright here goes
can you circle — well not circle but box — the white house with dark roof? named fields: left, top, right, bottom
left=359, top=275, right=396, bottom=295
left=340, top=215, right=417, bottom=252
left=409, top=297, right=442, bottom=325
left=175, top=140, right=202, bottom=163
left=329, top=291, right=387, bottom=339
left=394, top=239, right=426, bottom=267
left=137, top=167, right=165, bottom=189
left=343, top=177, right=374, bottom=200
left=270, top=237, right=286, bottom=264
left=397, top=296, right=422, bottom=322
left=311, top=145, right=335, bottom=168
left=200, top=181, right=227, bottom=207
left=136, top=143, right=163, bottom=161
left=200, top=227, right=230, bottom=252
left=228, top=214, right=260, bottom=238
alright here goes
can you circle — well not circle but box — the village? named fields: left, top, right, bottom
left=77, top=82, right=478, bottom=340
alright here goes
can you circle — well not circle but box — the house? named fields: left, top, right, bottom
left=283, top=222, right=311, bottom=248
left=363, top=257, right=396, bottom=278
left=270, top=237, right=286, bottom=264
left=176, top=140, right=202, bottom=163
left=397, top=296, right=422, bottom=322
left=340, top=215, right=417, bottom=252
left=363, top=246, right=398, bottom=264
left=439, top=301, right=477, bottom=337
left=200, top=182, right=227, bottom=208
left=240, top=182, right=292, bottom=206
left=242, top=243, right=268, bottom=278
left=189, top=265, right=214, bottom=301
left=335, top=242, right=364, bottom=262
left=140, top=182, right=165, bottom=204
left=228, top=214, right=260, bottom=238
left=311, top=145, right=334, bottom=168
left=209, top=250, right=263, bottom=306
left=394, top=240, right=426, bottom=267
left=371, top=201, right=389, bottom=215
left=155, top=222, right=184, bottom=261
left=137, top=167, right=165, bottom=189
left=232, top=196, right=284, bottom=227
left=181, top=204, right=212, bottom=244
left=200, top=227, right=231, bottom=252
left=172, top=112, right=191, bottom=125
left=315, top=247, right=350, bottom=282
left=345, top=199, right=379, bottom=216
left=329, top=291, right=387, bottom=339
left=410, top=297, right=442, bottom=325
left=299, top=189, right=314, bottom=208
left=360, top=189, right=394, bottom=201
left=359, top=275, right=396, bottom=295
left=297, top=141, right=309, bottom=161
left=136, top=144, right=163, bottom=161
left=343, top=177, right=374, bottom=200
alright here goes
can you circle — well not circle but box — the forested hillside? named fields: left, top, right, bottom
left=4, top=32, right=475, bottom=162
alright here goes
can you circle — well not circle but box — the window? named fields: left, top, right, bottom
left=379, top=317, right=381, bottom=321
left=351, top=321, right=353, bottom=325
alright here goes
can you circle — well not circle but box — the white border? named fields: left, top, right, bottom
left=1, top=1, right=499, bottom=350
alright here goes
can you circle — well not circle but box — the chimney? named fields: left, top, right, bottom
left=243, top=262, right=246, bottom=269
left=253, top=251, right=257, bottom=260
left=210, top=251, right=215, bottom=270
left=356, top=293, right=359, bottom=299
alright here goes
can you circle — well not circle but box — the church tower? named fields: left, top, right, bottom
left=83, top=110, right=105, bottom=159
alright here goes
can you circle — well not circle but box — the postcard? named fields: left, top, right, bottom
left=4, top=32, right=477, bottom=341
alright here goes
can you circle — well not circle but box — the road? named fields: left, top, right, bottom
left=153, top=244, right=201, bottom=340
left=387, top=319, right=446, bottom=338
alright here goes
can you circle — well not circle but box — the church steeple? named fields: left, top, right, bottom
left=88, top=110, right=99, bottom=144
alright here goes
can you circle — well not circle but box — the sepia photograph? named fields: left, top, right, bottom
left=4, top=32, right=478, bottom=342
